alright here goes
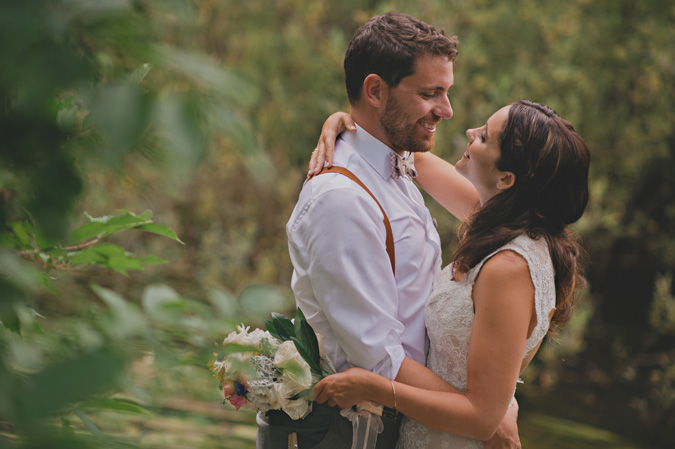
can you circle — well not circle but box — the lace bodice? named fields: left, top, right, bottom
left=397, top=235, right=556, bottom=449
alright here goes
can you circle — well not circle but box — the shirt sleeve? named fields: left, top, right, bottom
left=289, top=181, right=405, bottom=379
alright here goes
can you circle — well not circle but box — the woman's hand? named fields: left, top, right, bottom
left=308, top=112, right=356, bottom=176
left=311, top=367, right=374, bottom=409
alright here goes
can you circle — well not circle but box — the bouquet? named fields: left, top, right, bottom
left=208, top=308, right=335, bottom=420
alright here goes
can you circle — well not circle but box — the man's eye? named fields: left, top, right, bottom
left=421, top=93, right=436, bottom=99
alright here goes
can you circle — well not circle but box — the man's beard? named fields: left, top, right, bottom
left=380, top=95, right=434, bottom=153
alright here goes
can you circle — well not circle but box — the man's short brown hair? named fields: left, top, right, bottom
left=344, top=12, right=459, bottom=104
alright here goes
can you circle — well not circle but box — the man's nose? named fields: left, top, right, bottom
left=434, top=95, right=453, bottom=120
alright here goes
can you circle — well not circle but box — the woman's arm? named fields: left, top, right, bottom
left=413, top=151, right=479, bottom=221
left=308, top=112, right=479, bottom=221
left=313, top=251, right=534, bottom=440
left=308, top=112, right=355, bottom=176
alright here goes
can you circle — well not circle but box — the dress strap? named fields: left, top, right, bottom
left=309, top=166, right=395, bottom=276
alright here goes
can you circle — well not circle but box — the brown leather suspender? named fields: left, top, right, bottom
left=309, top=166, right=395, bottom=275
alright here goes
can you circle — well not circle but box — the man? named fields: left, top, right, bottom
left=257, top=12, right=518, bottom=449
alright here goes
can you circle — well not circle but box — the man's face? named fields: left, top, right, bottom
left=380, top=54, right=454, bottom=154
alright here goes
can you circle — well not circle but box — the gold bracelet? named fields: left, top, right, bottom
left=390, top=380, right=397, bottom=410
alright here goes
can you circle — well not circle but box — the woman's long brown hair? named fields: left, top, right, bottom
left=451, top=100, right=591, bottom=332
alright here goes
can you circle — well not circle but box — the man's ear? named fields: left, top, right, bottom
left=362, top=74, right=386, bottom=108
left=496, top=171, right=516, bottom=191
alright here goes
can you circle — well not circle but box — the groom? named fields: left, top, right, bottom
left=257, top=12, right=518, bottom=449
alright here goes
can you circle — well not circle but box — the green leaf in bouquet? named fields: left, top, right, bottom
left=290, top=336, right=321, bottom=375
left=271, top=312, right=295, bottom=341
left=137, top=223, right=185, bottom=244
left=299, top=319, right=320, bottom=366
left=294, top=307, right=307, bottom=339
left=265, top=319, right=282, bottom=341
left=289, top=389, right=312, bottom=401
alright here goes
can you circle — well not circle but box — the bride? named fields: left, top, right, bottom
left=310, top=100, right=590, bottom=448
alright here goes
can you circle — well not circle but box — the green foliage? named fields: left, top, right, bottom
left=265, top=308, right=326, bottom=377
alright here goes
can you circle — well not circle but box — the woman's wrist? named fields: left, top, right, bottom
left=371, top=373, right=396, bottom=408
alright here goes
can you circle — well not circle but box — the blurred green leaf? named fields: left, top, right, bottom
left=106, top=255, right=144, bottom=277
left=206, top=286, right=239, bottom=318
left=74, top=409, right=105, bottom=439
left=138, top=255, right=167, bottom=265
left=39, top=272, right=60, bottom=298
left=136, top=223, right=185, bottom=244
left=91, top=284, right=145, bottom=340
left=88, top=83, right=151, bottom=153
left=0, top=302, right=21, bottom=335
left=0, top=251, right=42, bottom=291
left=154, top=93, right=205, bottom=169
left=156, top=45, right=260, bottom=107
left=141, top=284, right=181, bottom=317
left=238, top=285, right=287, bottom=318
left=125, top=63, right=152, bottom=86
left=70, top=210, right=153, bottom=243
left=78, top=398, right=152, bottom=416
left=68, top=246, right=108, bottom=266
left=11, top=347, right=127, bottom=424
left=8, top=221, right=32, bottom=248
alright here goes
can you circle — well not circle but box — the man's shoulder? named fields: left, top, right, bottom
left=287, top=166, right=385, bottom=235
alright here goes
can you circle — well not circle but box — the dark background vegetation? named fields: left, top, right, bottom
left=1, top=1, right=673, bottom=448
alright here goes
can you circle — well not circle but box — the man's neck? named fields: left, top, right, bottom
left=349, top=108, right=405, bottom=156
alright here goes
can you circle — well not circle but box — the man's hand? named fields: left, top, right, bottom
left=481, top=398, right=521, bottom=449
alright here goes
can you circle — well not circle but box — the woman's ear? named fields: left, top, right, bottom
left=362, top=74, right=386, bottom=108
left=496, top=171, right=516, bottom=191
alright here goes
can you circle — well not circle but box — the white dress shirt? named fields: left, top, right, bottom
left=286, top=124, right=442, bottom=380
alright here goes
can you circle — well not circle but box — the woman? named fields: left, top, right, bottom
left=309, top=100, right=590, bottom=448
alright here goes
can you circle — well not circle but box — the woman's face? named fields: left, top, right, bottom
left=455, top=105, right=511, bottom=203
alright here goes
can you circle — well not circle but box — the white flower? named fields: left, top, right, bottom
left=247, top=384, right=280, bottom=414
left=223, top=325, right=276, bottom=347
left=273, top=382, right=311, bottom=420
left=274, top=341, right=313, bottom=391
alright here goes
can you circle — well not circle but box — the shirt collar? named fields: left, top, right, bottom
left=340, top=123, right=402, bottom=181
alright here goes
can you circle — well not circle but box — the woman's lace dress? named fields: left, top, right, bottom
left=397, top=235, right=556, bottom=449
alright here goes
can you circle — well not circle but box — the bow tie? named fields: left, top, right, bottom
left=390, top=152, right=417, bottom=179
